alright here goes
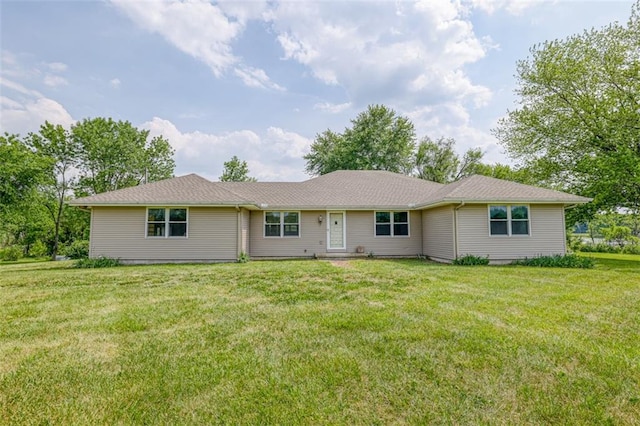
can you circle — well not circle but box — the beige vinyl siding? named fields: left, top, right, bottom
left=422, top=206, right=455, bottom=261
left=240, top=208, right=250, bottom=254
left=90, top=207, right=237, bottom=261
left=456, top=204, right=566, bottom=260
left=250, top=210, right=422, bottom=257
left=345, top=211, right=422, bottom=256
left=249, top=210, right=325, bottom=257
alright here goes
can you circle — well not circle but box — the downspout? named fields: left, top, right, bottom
left=453, top=202, right=465, bottom=260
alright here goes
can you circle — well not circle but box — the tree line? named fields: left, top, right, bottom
left=304, top=104, right=529, bottom=185
left=1, top=118, right=175, bottom=259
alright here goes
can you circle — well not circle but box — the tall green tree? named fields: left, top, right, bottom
left=72, top=117, right=175, bottom=195
left=413, top=136, right=484, bottom=183
left=219, top=156, right=257, bottom=182
left=472, top=163, right=535, bottom=185
left=305, top=105, right=416, bottom=175
left=27, top=122, right=79, bottom=259
left=493, top=1, right=640, bottom=218
left=0, top=134, right=51, bottom=248
left=0, top=133, right=49, bottom=208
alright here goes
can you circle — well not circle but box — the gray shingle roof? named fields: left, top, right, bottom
left=69, top=174, right=250, bottom=206
left=422, top=174, right=590, bottom=206
left=70, top=170, right=590, bottom=209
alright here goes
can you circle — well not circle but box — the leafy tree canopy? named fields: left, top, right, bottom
left=0, top=117, right=177, bottom=255
left=26, top=122, right=80, bottom=258
left=305, top=105, right=416, bottom=175
left=413, top=136, right=484, bottom=184
left=0, top=133, right=50, bottom=209
left=494, top=1, right=640, bottom=218
left=72, top=117, right=175, bottom=195
left=220, top=156, right=257, bottom=182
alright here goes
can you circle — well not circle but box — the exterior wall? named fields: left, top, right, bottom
left=90, top=207, right=238, bottom=261
left=422, top=206, right=455, bottom=261
left=456, top=204, right=566, bottom=260
left=249, top=210, right=325, bottom=257
left=249, top=210, right=423, bottom=257
left=344, top=210, right=422, bottom=256
left=240, top=208, right=250, bottom=255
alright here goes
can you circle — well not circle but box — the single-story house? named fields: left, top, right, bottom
left=69, top=170, right=590, bottom=263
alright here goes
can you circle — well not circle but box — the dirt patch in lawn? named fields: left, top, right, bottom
left=327, top=260, right=353, bottom=268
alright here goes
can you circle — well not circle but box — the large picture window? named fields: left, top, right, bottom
left=489, top=205, right=529, bottom=236
left=147, top=208, right=188, bottom=238
left=264, top=211, right=299, bottom=237
left=375, top=211, right=409, bottom=237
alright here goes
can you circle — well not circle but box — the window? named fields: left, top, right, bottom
left=375, top=211, right=409, bottom=237
left=147, top=208, right=188, bottom=237
left=489, top=205, right=529, bottom=236
left=264, top=211, right=299, bottom=237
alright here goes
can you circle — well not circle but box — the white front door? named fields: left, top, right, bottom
left=328, top=212, right=345, bottom=250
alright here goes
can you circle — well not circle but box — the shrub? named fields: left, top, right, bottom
left=453, top=254, right=490, bottom=266
left=63, top=240, right=90, bottom=259
left=74, top=256, right=120, bottom=268
left=512, top=254, right=594, bottom=269
left=567, top=234, right=584, bottom=252
left=579, top=242, right=621, bottom=253
left=29, top=241, right=49, bottom=258
left=0, top=246, right=22, bottom=261
left=602, top=225, right=633, bottom=248
left=237, top=251, right=250, bottom=263
left=622, top=244, right=640, bottom=255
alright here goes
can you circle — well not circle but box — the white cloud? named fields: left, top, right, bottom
left=234, top=65, right=285, bottom=91
left=1, top=56, right=76, bottom=134
left=0, top=77, right=43, bottom=97
left=110, top=78, right=121, bottom=88
left=141, top=117, right=310, bottom=181
left=0, top=97, right=75, bottom=135
left=406, top=102, right=504, bottom=163
left=110, top=0, right=281, bottom=90
left=267, top=1, right=491, bottom=108
left=0, top=96, right=23, bottom=109
left=466, top=0, right=537, bottom=16
left=110, top=0, right=241, bottom=76
left=313, top=102, right=352, bottom=114
left=265, top=127, right=312, bottom=159
left=47, top=62, right=68, bottom=72
left=43, top=74, right=68, bottom=87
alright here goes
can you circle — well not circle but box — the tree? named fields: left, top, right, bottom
left=305, top=105, right=416, bottom=175
left=413, top=136, right=484, bottom=183
left=472, top=163, right=535, bottom=185
left=27, top=122, right=79, bottom=259
left=0, top=134, right=51, bottom=249
left=219, top=156, right=257, bottom=182
left=0, top=133, right=49, bottom=208
left=493, top=1, right=640, bottom=218
left=602, top=225, right=637, bottom=248
left=72, top=117, right=175, bottom=195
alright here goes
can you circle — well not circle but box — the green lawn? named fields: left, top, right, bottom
left=1, top=257, right=639, bottom=424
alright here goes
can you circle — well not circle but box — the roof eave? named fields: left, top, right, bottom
left=415, top=197, right=592, bottom=209
left=67, top=201, right=256, bottom=208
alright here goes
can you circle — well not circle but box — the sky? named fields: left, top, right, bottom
left=0, top=0, right=634, bottom=182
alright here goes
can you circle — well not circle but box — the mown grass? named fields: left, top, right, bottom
left=1, top=257, right=639, bottom=424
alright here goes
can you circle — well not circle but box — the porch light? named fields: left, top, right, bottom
left=318, top=215, right=323, bottom=223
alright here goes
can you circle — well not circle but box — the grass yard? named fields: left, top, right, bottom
left=1, top=257, right=639, bottom=425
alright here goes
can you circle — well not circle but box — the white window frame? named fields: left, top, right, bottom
left=374, top=211, right=410, bottom=237
left=264, top=211, right=300, bottom=238
left=488, top=204, right=530, bottom=237
left=146, top=207, right=189, bottom=238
